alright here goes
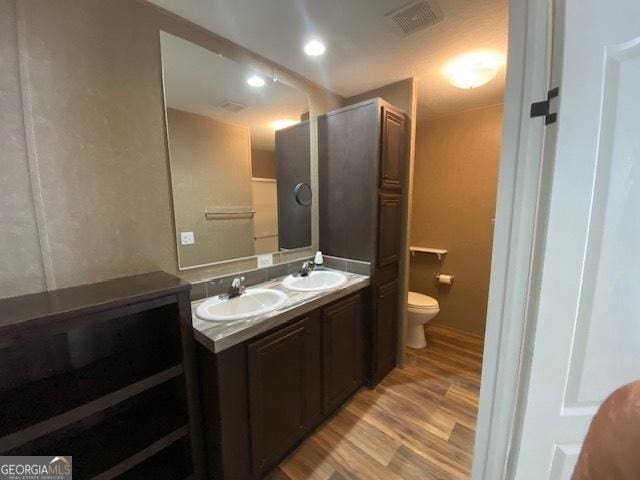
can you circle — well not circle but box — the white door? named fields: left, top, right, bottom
left=513, top=0, right=640, bottom=478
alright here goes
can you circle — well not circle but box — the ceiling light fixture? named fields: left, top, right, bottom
left=443, top=51, right=503, bottom=89
left=247, top=75, right=265, bottom=87
left=271, top=119, right=298, bottom=131
left=304, top=39, right=326, bottom=57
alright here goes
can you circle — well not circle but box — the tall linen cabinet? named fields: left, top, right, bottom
left=318, top=98, right=407, bottom=384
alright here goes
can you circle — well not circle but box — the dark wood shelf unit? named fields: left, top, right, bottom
left=0, top=305, right=183, bottom=438
left=0, top=271, right=205, bottom=479
left=117, top=435, right=193, bottom=480
left=7, top=378, right=189, bottom=478
left=319, top=98, right=408, bottom=385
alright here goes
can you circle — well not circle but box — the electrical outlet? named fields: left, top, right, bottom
left=180, top=231, right=194, bottom=246
left=257, top=254, right=273, bottom=268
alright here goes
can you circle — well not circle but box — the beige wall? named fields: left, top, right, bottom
left=410, top=104, right=503, bottom=336
left=251, top=148, right=276, bottom=179
left=0, top=0, right=47, bottom=298
left=0, top=0, right=344, bottom=298
left=167, top=108, right=255, bottom=268
left=346, top=78, right=415, bottom=115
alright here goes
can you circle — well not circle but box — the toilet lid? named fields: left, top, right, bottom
left=408, top=291, right=439, bottom=309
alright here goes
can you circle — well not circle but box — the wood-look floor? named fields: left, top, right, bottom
left=270, top=324, right=484, bottom=480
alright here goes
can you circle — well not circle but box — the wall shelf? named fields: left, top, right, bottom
left=409, top=247, right=448, bottom=261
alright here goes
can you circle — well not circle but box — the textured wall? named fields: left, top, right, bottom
left=410, top=105, right=503, bottom=336
left=15, top=0, right=177, bottom=291
left=0, top=0, right=344, bottom=298
left=167, top=108, right=255, bottom=267
left=0, top=0, right=46, bottom=297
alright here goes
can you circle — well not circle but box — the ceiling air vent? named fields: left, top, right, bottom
left=217, top=100, right=247, bottom=113
left=386, top=0, right=443, bottom=36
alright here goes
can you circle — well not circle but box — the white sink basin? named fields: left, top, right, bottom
left=282, top=270, right=348, bottom=292
left=196, top=288, right=288, bottom=322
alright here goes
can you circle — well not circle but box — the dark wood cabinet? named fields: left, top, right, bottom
left=375, top=280, right=400, bottom=383
left=199, top=291, right=365, bottom=480
left=322, top=294, right=364, bottom=413
left=319, top=98, right=408, bottom=386
left=0, top=272, right=205, bottom=479
left=276, top=121, right=312, bottom=250
left=318, top=101, right=379, bottom=262
left=248, top=317, right=318, bottom=475
left=377, top=193, right=403, bottom=267
left=380, top=107, right=405, bottom=190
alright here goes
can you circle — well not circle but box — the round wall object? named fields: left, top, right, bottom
left=294, top=182, right=312, bottom=206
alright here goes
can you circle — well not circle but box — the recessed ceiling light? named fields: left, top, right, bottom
left=304, top=39, right=326, bottom=57
left=247, top=75, right=265, bottom=87
left=443, top=51, right=504, bottom=89
left=271, top=119, right=298, bottom=130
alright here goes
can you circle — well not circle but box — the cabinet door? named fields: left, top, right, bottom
left=248, top=318, right=315, bottom=475
left=375, top=280, right=399, bottom=382
left=318, top=103, right=379, bottom=262
left=276, top=121, right=312, bottom=250
left=377, top=193, right=403, bottom=267
left=379, top=107, right=404, bottom=190
left=322, top=295, right=364, bottom=413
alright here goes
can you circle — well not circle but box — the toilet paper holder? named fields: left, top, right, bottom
left=436, top=273, right=455, bottom=285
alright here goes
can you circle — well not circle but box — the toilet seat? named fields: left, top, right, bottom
left=408, top=291, right=439, bottom=311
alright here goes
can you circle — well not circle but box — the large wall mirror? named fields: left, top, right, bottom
left=160, top=32, right=312, bottom=270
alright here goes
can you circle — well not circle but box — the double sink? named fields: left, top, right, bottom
left=196, top=270, right=347, bottom=322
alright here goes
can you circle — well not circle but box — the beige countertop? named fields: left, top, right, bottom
left=192, top=269, right=370, bottom=353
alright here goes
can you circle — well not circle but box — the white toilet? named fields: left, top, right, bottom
left=406, top=291, right=440, bottom=349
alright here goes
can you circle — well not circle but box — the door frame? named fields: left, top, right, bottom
left=471, top=0, right=555, bottom=477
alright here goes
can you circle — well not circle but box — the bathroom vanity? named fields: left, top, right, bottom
left=192, top=271, right=369, bottom=479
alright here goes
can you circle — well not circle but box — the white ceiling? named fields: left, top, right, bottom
left=161, top=32, right=309, bottom=151
left=149, top=0, right=508, bottom=119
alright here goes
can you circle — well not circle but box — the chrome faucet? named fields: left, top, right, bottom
left=227, top=276, right=246, bottom=298
left=297, top=261, right=313, bottom=277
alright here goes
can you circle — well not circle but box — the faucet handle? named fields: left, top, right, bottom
left=298, top=261, right=313, bottom=277
left=228, top=276, right=246, bottom=298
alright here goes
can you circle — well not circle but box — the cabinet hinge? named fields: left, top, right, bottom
left=530, top=87, right=559, bottom=125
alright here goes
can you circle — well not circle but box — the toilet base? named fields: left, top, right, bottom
left=406, top=324, right=427, bottom=349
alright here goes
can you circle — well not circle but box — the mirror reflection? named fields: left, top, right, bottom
left=160, top=32, right=312, bottom=269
